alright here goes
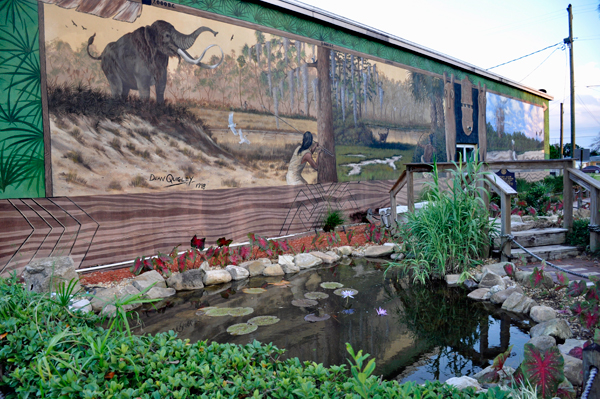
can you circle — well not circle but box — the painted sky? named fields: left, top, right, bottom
left=486, top=93, right=544, bottom=141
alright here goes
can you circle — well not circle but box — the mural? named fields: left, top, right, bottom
left=485, top=92, right=545, bottom=161
left=43, top=3, right=452, bottom=196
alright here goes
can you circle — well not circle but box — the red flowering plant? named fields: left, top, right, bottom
left=248, top=233, right=293, bottom=258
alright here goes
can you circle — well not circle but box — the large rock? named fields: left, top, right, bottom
left=445, top=376, right=481, bottom=391
left=334, top=246, right=352, bottom=256
left=490, top=286, right=524, bottom=305
left=530, top=319, right=573, bottom=340
left=482, top=262, right=512, bottom=277
left=467, top=288, right=490, bottom=301
left=144, top=287, right=176, bottom=300
left=245, top=261, right=267, bottom=277
left=310, top=251, right=338, bottom=264
left=446, top=274, right=461, bottom=287
left=527, top=336, right=557, bottom=351
left=132, top=270, right=166, bottom=291
left=278, top=255, right=299, bottom=274
left=263, top=264, right=284, bottom=277
left=22, top=256, right=81, bottom=294
left=558, top=339, right=588, bottom=356
left=203, top=270, right=232, bottom=286
left=294, top=253, right=323, bottom=269
left=562, top=354, right=583, bottom=386
left=225, top=265, right=250, bottom=280
left=501, top=292, right=537, bottom=314
left=90, top=284, right=141, bottom=313
left=473, top=365, right=515, bottom=382
left=530, top=306, right=557, bottom=323
left=364, top=245, right=393, bottom=257
left=479, top=271, right=506, bottom=289
left=166, top=269, right=204, bottom=290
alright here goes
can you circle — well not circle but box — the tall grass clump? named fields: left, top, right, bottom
left=388, top=157, right=497, bottom=284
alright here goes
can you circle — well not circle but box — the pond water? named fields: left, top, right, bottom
left=137, top=258, right=532, bottom=383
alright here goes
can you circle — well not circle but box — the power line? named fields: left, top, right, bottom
left=576, top=94, right=600, bottom=126
left=519, top=46, right=562, bottom=82
left=487, top=42, right=563, bottom=70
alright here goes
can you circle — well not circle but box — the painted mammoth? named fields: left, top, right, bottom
left=87, top=20, right=223, bottom=104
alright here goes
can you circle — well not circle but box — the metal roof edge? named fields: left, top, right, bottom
left=258, top=0, right=554, bottom=101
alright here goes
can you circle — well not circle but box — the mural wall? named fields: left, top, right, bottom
left=0, top=0, right=550, bottom=275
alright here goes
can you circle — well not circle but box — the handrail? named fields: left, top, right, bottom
left=485, top=174, right=518, bottom=261
left=568, top=168, right=600, bottom=192
left=568, top=168, right=599, bottom=251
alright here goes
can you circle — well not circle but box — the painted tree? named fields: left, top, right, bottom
left=313, top=46, right=337, bottom=183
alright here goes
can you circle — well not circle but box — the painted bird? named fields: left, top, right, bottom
left=238, top=129, right=250, bottom=145
left=228, top=112, right=238, bottom=136
left=71, top=20, right=77, bottom=27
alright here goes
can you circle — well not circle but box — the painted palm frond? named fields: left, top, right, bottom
left=0, top=0, right=37, bottom=32
left=0, top=142, right=27, bottom=192
left=17, top=153, right=44, bottom=194
left=222, top=0, right=249, bottom=18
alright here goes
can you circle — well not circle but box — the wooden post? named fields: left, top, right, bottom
left=500, top=191, right=511, bottom=262
left=591, top=186, right=599, bottom=252
left=407, top=169, right=414, bottom=212
left=583, top=343, right=600, bottom=399
left=390, top=192, right=397, bottom=226
left=564, top=163, right=574, bottom=233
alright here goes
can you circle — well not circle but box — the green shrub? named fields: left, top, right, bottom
left=566, top=218, right=590, bottom=248
left=0, top=274, right=508, bottom=398
left=323, top=208, right=345, bottom=232
left=387, top=158, right=496, bottom=283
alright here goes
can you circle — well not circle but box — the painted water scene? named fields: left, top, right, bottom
left=45, top=4, right=441, bottom=196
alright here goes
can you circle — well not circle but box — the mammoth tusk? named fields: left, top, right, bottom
left=178, top=45, right=224, bottom=69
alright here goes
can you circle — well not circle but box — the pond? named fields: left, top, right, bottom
left=136, top=258, right=533, bottom=383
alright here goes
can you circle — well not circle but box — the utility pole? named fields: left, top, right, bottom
left=565, top=4, right=575, bottom=157
left=560, top=102, right=564, bottom=158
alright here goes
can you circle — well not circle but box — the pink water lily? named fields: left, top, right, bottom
left=376, top=307, right=387, bottom=316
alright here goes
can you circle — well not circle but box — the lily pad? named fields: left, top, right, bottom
left=304, top=313, right=331, bottom=322
left=248, top=315, right=280, bottom=326
left=204, top=307, right=232, bottom=317
left=291, top=299, right=319, bottom=307
left=228, top=307, right=254, bottom=317
left=333, top=288, right=358, bottom=297
left=304, top=292, right=329, bottom=300
left=227, top=323, right=258, bottom=335
left=195, top=306, right=217, bottom=316
left=242, top=288, right=267, bottom=294
left=320, top=282, right=344, bottom=289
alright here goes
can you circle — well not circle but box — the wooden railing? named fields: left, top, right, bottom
left=389, top=159, right=596, bottom=260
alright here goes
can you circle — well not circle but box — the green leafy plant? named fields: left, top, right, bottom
left=387, top=158, right=495, bottom=283
left=345, top=343, right=377, bottom=399
left=248, top=232, right=291, bottom=258
left=51, top=278, right=80, bottom=308
left=479, top=345, right=513, bottom=383
left=566, top=218, right=590, bottom=248
left=514, top=344, right=565, bottom=399
left=323, top=208, right=345, bottom=232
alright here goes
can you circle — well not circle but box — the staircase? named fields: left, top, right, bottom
left=492, top=226, right=582, bottom=263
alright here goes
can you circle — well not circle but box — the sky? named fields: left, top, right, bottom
left=296, top=0, right=600, bottom=150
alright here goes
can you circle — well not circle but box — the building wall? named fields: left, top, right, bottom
left=0, top=0, right=550, bottom=275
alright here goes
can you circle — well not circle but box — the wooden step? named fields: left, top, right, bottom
left=493, top=228, right=567, bottom=249
left=511, top=245, right=582, bottom=263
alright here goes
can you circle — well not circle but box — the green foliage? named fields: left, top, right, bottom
left=388, top=158, right=496, bottom=283
left=51, top=278, right=80, bottom=308
left=0, top=275, right=509, bottom=398
left=323, top=208, right=345, bottom=232
left=566, top=218, right=590, bottom=248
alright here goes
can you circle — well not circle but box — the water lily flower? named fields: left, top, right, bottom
left=342, top=309, right=355, bottom=315
left=340, top=290, right=355, bottom=299
left=376, top=307, right=387, bottom=316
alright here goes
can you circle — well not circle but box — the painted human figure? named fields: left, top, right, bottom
left=286, top=131, right=320, bottom=185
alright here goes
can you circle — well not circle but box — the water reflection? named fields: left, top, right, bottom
left=136, top=258, right=531, bottom=382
